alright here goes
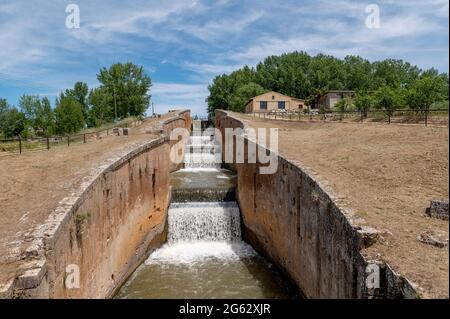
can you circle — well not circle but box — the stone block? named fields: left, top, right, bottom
left=425, top=200, right=449, bottom=220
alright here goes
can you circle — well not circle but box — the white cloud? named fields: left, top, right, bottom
left=179, top=10, right=264, bottom=42
left=151, top=82, right=209, bottom=116
left=184, top=62, right=243, bottom=76
left=0, top=0, right=448, bottom=111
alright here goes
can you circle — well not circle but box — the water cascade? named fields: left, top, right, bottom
left=116, top=121, right=295, bottom=299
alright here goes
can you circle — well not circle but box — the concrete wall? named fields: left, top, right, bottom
left=320, top=92, right=355, bottom=109
left=215, top=110, right=418, bottom=299
left=5, top=110, right=191, bottom=299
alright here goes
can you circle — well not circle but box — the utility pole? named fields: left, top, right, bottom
left=152, top=101, right=155, bottom=116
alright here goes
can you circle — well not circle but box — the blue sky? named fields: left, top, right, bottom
left=0, top=0, right=448, bottom=116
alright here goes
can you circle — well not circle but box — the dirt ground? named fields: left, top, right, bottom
left=0, top=114, right=173, bottom=288
left=232, top=112, right=449, bottom=298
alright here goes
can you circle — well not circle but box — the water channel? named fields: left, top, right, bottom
left=116, top=125, right=296, bottom=299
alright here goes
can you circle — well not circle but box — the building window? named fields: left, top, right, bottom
left=278, top=101, right=285, bottom=109
left=272, top=96, right=275, bottom=100
left=260, top=101, right=267, bottom=109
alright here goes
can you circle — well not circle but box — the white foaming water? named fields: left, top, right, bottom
left=168, top=202, right=241, bottom=242
left=145, top=131, right=250, bottom=265
left=145, top=241, right=257, bottom=265
left=145, top=202, right=256, bottom=265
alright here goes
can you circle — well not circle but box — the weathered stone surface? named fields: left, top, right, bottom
left=215, top=109, right=419, bottom=299
left=425, top=200, right=449, bottom=221
left=418, top=230, right=449, bottom=248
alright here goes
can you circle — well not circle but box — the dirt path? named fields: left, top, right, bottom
left=232, top=112, right=449, bottom=298
left=0, top=114, right=173, bottom=287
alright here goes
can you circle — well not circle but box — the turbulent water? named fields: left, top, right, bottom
left=116, top=202, right=294, bottom=299
left=115, top=129, right=295, bottom=299
left=167, top=202, right=242, bottom=242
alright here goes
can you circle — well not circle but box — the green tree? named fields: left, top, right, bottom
left=308, top=53, right=346, bottom=91
left=354, top=92, right=375, bottom=117
left=97, top=62, right=151, bottom=120
left=64, top=82, right=89, bottom=123
left=18, top=95, right=40, bottom=127
left=406, top=73, right=448, bottom=114
left=230, top=83, right=267, bottom=112
left=343, top=56, right=372, bottom=91
left=18, top=95, right=55, bottom=136
left=256, top=52, right=312, bottom=97
left=374, top=85, right=406, bottom=118
left=38, top=97, right=56, bottom=135
left=372, top=59, right=420, bottom=89
left=0, top=98, right=8, bottom=114
left=206, top=74, right=236, bottom=116
left=88, top=87, right=114, bottom=126
left=54, top=96, right=85, bottom=134
left=0, top=108, right=27, bottom=137
left=206, top=51, right=447, bottom=117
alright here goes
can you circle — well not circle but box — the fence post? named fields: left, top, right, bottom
left=388, top=114, right=391, bottom=124
left=360, top=110, right=363, bottom=123
left=425, top=110, right=428, bottom=127
left=67, top=135, right=70, bottom=147
left=18, top=136, right=22, bottom=154
left=107, top=129, right=109, bottom=136
left=83, top=133, right=86, bottom=143
left=46, top=136, right=50, bottom=150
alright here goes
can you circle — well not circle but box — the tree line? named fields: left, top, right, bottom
left=206, top=51, right=449, bottom=116
left=0, top=62, right=151, bottom=138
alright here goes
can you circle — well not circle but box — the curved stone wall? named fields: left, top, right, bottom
left=4, top=110, right=191, bottom=298
left=215, top=110, right=418, bottom=299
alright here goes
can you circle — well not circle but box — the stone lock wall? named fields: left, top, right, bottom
left=215, top=110, right=418, bottom=299
left=53, top=140, right=171, bottom=298
left=6, top=110, right=190, bottom=299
